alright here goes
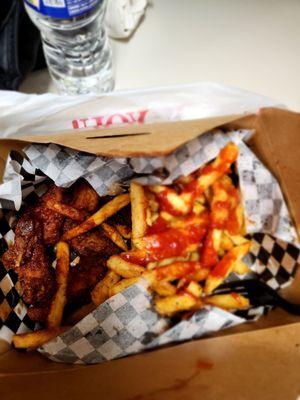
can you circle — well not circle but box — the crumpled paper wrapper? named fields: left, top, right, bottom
left=106, top=0, right=148, bottom=39
left=0, top=129, right=299, bottom=364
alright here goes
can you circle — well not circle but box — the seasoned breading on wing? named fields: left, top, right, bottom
left=63, top=219, right=121, bottom=258
left=27, top=303, right=50, bottom=322
left=42, top=185, right=86, bottom=222
left=72, top=230, right=121, bottom=258
left=67, top=256, right=107, bottom=305
left=20, top=241, right=55, bottom=305
left=35, top=183, right=100, bottom=246
left=70, top=180, right=100, bottom=213
left=2, top=210, right=46, bottom=271
left=34, top=204, right=65, bottom=246
left=63, top=217, right=121, bottom=306
left=2, top=211, right=56, bottom=305
left=34, top=185, right=66, bottom=246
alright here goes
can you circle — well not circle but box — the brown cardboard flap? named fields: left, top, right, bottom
left=251, top=108, right=300, bottom=236
left=222, top=108, right=300, bottom=237
left=2, top=320, right=300, bottom=399
left=2, top=114, right=244, bottom=157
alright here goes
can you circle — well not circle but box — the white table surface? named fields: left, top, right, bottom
left=20, top=0, right=300, bottom=112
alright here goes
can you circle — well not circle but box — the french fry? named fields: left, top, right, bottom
left=63, top=193, right=130, bottom=241
left=149, top=185, right=191, bottom=216
left=233, top=260, right=250, bottom=275
left=228, top=234, right=249, bottom=246
left=211, top=181, right=230, bottom=227
left=147, top=254, right=191, bottom=270
left=220, top=232, right=234, bottom=252
left=133, top=214, right=209, bottom=257
left=176, top=266, right=210, bottom=289
left=162, top=191, right=191, bottom=215
left=91, top=270, right=120, bottom=305
left=192, top=142, right=239, bottom=195
left=205, top=242, right=252, bottom=294
left=144, top=262, right=209, bottom=288
left=71, top=181, right=99, bottom=213
left=155, top=294, right=202, bottom=316
left=102, top=222, right=128, bottom=251
left=204, top=187, right=213, bottom=203
left=188, top=267, right=210, bottom=282
left=65, top=303, right=96, bottom=325
left=115, top=224, right=131, bottom=239
left=200, top=229, right=219, bottom=269
left=146, top=190, right=159, bottom=213
left=12, top=327, right=67, bottom=349
left=192, top=202, right=206, bottom=215
left=185, top=281, right=203, bottom=297
left=47, top=242, right=70, bottom=328
left=175, top=175, right=194, bottom=186
left=109, top=278, right=139, bottom=297
left=107, top=255, right=145, bottom=278
left=160, top=211, right=176, bottom=222
left=130, top=182, right=149, bottom=247
left=151, top=281, right=177, bottom=297
left=212, top=229, right=222, bottom=253
left=189, top=252, right=200, bottom=261
left=205, top=293, right=250, bottom=310
left=46, top=202, right=86, bottom=221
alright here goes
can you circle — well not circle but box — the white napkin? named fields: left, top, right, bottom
left=105, top=0, right=148, bottom=39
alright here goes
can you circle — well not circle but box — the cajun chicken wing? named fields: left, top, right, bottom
left=27, top=303, right=51, bottom=322
left=2, top=211, right=56, bottom=305
left=67, top=256, right=106, bottom=305
left=63, top=218, right=121, bottom=305
left=35, top=185, right=66, bottom=246
left=63, top=219, right=120, bottom=258
left=70, top=180, right=100, bottom=213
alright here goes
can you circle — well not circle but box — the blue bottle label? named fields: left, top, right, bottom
left=24, top=0, right=101, bottom=18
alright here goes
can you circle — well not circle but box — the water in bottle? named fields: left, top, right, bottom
left=24, top=0, right=114, bottom=95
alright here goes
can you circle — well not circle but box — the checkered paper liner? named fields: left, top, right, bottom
left=0, top=129, right=300, bottom=364
left=40, top=281, right=244, bottom=364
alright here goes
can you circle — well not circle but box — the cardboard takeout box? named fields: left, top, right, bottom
left=1, top=107, right=300, bottom=400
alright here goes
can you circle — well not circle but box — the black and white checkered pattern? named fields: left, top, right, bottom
left=0, top=129, right=300, bottom=364
left=250, top=233, right=300, bottom=290
left=40, top=281, right=170, bottom=364
left=0, top=150, right=46, bottom=211
left=25, top=144, right=135, bottom=196
left=40, top=283, right=244, bottom=364
left=146, top=306, right=244, bottom=349
left=130, top=129, right=248, bottom=184
left=237, top=141, right=299, bottom=245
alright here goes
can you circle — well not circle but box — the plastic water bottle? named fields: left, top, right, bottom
left=24, top=0, right=114, bottom=95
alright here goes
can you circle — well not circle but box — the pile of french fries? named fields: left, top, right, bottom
left=13, top=142, right=252, bottom=349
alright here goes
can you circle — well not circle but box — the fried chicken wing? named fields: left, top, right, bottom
left=63, top=219, right=120, bottom=258
left=34, top=184, right=90, bottom=246
left=2, top=210, right=41, bottom=272
left=42, top=185, right=86, bottom=222
left=67, top=256, right=106, bottom=305
left=2, top=211, right=56, bottom=305
left=20, top=243, right=55, bottom=305
left=34, top=204, right=64, bottom=246
left=63, top=217, right=121, bottom=306
left=70, top=181, right=100, bottom=213
left=2, top=182, right=123, bottom=323
left=27, top=303, right=50, bottom=322
left=32, top=185, right=66, bottom=246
